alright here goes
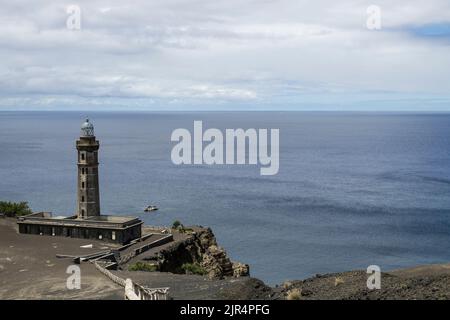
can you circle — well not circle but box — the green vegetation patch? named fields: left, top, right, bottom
left=128, top=262, right=158, bottom=272
left=0, top=201, right=32, bottom=217
left=172, top=220, right=182, bottom=229
left=171, top=220, right=194, bottom=234
left=181, top=262, right=207, bottom=275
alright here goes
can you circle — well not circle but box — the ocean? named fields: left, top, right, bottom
left=1, top=111, right=450, bottom=285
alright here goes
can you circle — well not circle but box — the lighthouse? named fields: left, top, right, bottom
left=18, top=118, right=143, bottom=244
left=76, top=119, right=100, bottom=218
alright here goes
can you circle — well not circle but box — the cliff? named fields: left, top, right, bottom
left=139, top=226, right=249, bottom=279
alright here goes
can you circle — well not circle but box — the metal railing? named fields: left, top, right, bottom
left=94, top=261, right=169, bottom=300
left=124, top=279, right=169, bottom=300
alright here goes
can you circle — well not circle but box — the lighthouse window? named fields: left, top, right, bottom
left=85, top=168, right=88, bottom=174
left=81, top=153, right=85, bottom=160
left=82, top=182, right=85, bottom=188
left=81, top=196, right=85, bottom=202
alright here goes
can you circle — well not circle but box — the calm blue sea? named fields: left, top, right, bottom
left=1, top=111, right=450, bottom=284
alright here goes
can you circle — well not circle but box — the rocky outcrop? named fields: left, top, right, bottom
left=201, top=245, right=234, bottom=278
left=153, top=226, right=250, bottom=279
left=154, top=235, right=204, bottom=274
left=232, top=262, right=250, bottom=278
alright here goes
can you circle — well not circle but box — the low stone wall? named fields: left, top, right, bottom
left=118, top=234, right=173, bottom=265
left=143, top=226, right=171, bottom=233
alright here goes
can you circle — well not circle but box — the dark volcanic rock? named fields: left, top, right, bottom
left=153, top=226, right=250, bottom=279
left=279, top=268, right=450, bottom=300
left=201, top=245, right=234, bottom=279
left=216, top=278, right=276, bottom=300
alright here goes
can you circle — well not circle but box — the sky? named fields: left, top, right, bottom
left=0, top=0, right=450, bottom=111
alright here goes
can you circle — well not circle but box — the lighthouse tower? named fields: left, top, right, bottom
left=76, top=119, right=100, bottom=218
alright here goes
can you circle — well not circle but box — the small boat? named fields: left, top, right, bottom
left=144, top=205, right=158, bottom=212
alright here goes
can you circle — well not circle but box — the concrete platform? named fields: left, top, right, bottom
left=0, top=218, right=123, bottom=299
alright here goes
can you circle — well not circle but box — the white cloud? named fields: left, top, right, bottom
left=0, top=0, right=449, bottom=110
